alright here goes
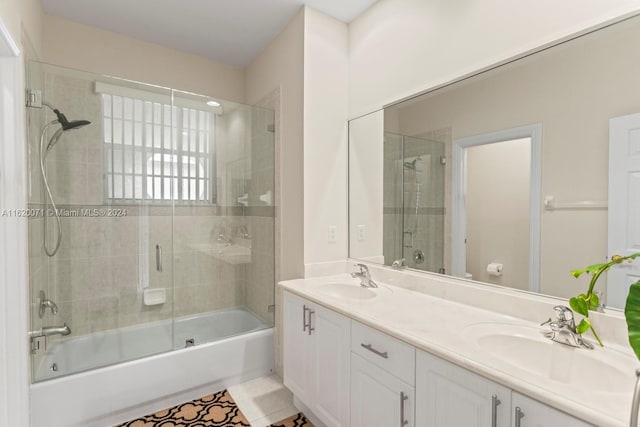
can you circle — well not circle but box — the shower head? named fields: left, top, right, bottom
left=404, top=157, right=422, bottom=170
left=42, top=101, right=91, bottom=152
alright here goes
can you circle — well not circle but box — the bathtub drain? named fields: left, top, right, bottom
left=185, top=338, right=195, bottom=347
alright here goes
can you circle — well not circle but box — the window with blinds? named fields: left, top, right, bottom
left=102, top=93, right=215, bottom=203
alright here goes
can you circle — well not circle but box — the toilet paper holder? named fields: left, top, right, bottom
left=486, top=263, right=503, bottom=276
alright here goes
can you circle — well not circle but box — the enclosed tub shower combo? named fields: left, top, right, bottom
left=25, top=62, right=276, bottom=427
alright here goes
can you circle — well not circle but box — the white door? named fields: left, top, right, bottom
left=312, top=305, right=351, bottom=427
left=511, top=393, right=590, bottom=427
left=608, top=114, right=640, bottom=307
left=351, top=353, right=414, bottom=427
left=415, top=350, right=510, bottom=427
left=283, top=292, right=313, bottom=405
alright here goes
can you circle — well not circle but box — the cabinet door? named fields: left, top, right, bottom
left=312, top=304, right=351, bottom=427
left=511, top=393, right=591, bottom=427
left=416, top=350, right=510, bottom=427
left=351, top=353, right=415, bottom=427
left=283, top=292, right=314, bottom=405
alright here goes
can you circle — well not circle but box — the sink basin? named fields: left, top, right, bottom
left=317, top=283, right=377, bottom=300
left=464, top=322, right=638, bottom=393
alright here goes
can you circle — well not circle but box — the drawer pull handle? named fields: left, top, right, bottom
left=361, top=343, right=388, bottom=359
left=515, top=407, right=524, bottom=427
left=491, top=394, right=501, bottom=427
left=308, top=309, right=315, bottom=335
left=302, top=305, right=308, bottom=332
left=400, top=391, right=408, bottom=426
left=631, top=369, right=640, bottom=427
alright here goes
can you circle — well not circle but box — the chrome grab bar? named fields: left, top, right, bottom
left=156, top=244, right=162, bottom=272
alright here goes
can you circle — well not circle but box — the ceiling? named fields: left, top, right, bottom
left=40, top=0, right=378, bottom=67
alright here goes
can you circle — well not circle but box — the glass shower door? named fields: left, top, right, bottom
left=26, top=61, right=176, bottom=381
left=170, top=90, right=275, bottom=349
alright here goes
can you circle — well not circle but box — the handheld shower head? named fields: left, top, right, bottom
left=41, top=101, right=92, bottom=152
left=403, top=157, right=422, bottom=170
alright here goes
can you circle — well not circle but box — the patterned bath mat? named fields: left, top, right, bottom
left=269, top=412, right=314, bottom=427
left=114, top=389, right=250, bottom=427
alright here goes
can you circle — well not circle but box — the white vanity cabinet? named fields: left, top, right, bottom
left=511, top=392, right=591, bottom=427
left=416, top=350, right=511, bottom=427
left=283, top=290, right=593, bottom=427
left=415, top=350, right=591, bottom=427
left=350, top=322, right=415, bottom=427
left=283, top=292, right=351, bottom=427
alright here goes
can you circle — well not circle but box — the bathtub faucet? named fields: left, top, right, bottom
left=38, top=290, right=59, bottom=318
left=29, top=323, right=71, bottom=338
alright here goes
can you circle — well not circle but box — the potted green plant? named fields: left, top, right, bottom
left=569, top=253, right=640, bottom=347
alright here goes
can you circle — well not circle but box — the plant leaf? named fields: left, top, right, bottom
left=577, top=318, right=591, bottom=334
left=569, top=296, right=588, bottom=316
left=625, top=280, right=640, bottom=360
left=584, top=263, right=608, bottom=274
left=587, top=292, right=600, bottom=310
left=571, top=269, right=587, bottom=278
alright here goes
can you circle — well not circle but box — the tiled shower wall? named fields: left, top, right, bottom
left=27, top=67, right=275, bottom=343
left=382, top=133, right=445, bottom=274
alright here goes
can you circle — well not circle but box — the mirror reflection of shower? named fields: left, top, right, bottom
left=403, top=155, right=424, bottom=265
left=383, top=132, right=445, bottom=274
left=38, top=101, right=91, bottom=257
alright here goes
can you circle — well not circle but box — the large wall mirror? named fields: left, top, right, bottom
left=348, top=14, right=640, bottom=309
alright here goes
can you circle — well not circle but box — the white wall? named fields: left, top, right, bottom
left=42, top=15, right=244, bottom=102
left=348, top=0, right=640, bottom=117
left=303, top=7, right=349, bottom=269
left=0, top=0, right=42, bottom=55
left=245, top=9, right=305, bottom=281
left=349, top=110, right=384, bottom=261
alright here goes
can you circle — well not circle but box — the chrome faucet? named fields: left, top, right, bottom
left=541, top=306, right=593, bottom=350
left=212, top=226, right=233, bottom=247
left=38, top=290, right=58, bottom=318
left=351, top=263, right=378, bottom=288
left=29, top=323, right=71, bottom=338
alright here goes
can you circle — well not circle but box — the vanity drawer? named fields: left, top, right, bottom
left=351, top=321, right=415, bottom=385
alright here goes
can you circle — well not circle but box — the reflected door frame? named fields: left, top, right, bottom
left=452, top=124, right=542, bottom=292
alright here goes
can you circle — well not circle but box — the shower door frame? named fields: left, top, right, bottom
left=0, top=20, right=30, bottom=427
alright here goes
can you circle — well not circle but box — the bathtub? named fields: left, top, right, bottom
left=30, top=307, right=274, bottom=427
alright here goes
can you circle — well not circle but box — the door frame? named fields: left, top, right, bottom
left=452, top=124, right=542, bottom=292
left=0, top=17, right=30, bottom=427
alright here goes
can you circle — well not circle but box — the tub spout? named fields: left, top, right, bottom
left=29, top=323, right=71, bottom=338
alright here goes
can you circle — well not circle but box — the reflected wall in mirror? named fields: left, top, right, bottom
left=348, top=14, right=640, bottom=309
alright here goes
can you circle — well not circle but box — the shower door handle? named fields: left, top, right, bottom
left=156, top=244, right=163, bottom=272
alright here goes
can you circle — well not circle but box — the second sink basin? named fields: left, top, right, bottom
left=464, top=322, right=638, bottom=394
left=317, top=283, right=377, bottom=300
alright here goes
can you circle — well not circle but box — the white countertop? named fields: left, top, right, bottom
left=279, top=274, right=640, bottom=427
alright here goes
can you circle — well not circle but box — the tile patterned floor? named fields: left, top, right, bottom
left=114, top=374, right=312, bottom=427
